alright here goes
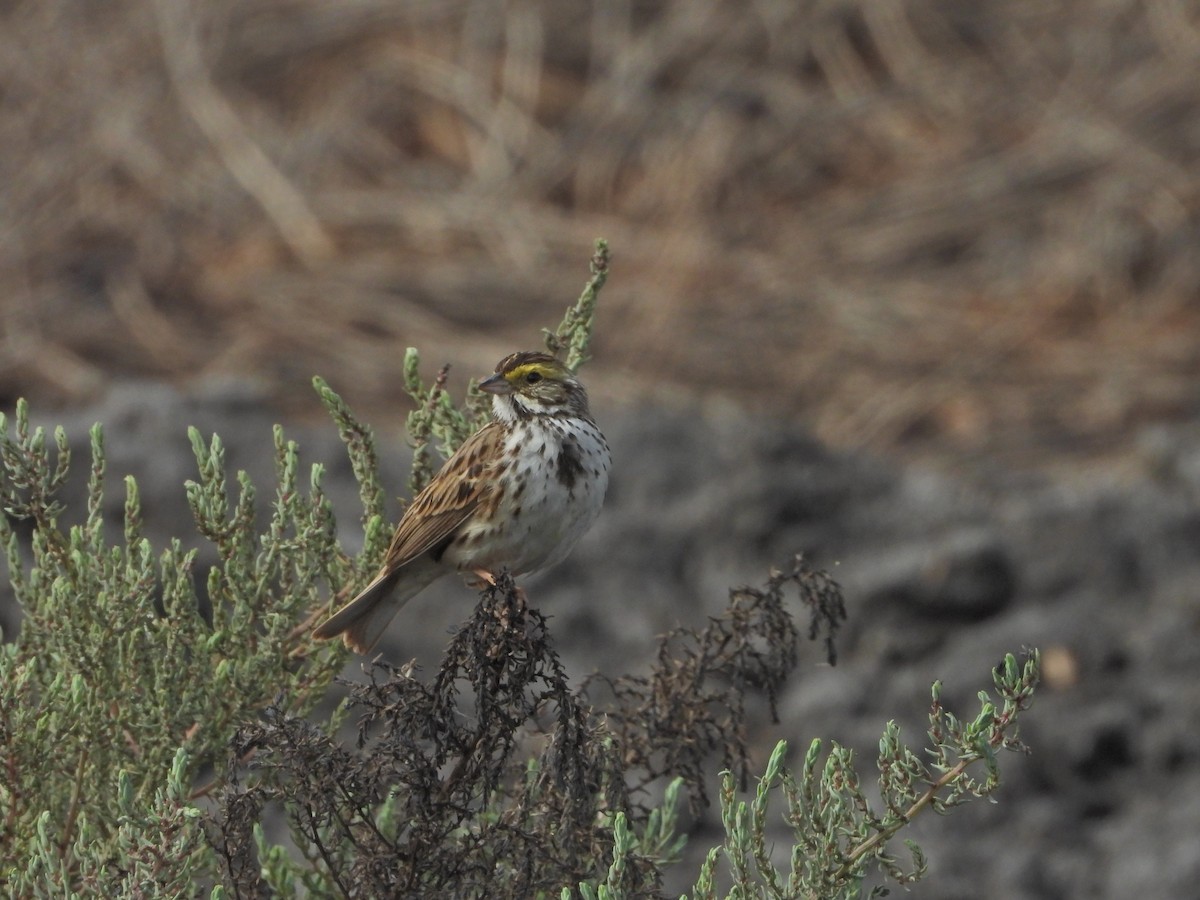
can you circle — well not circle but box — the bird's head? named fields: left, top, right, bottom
left=479, top=351, right=591, bottom=421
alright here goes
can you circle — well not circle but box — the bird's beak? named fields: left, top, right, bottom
left=478, top=373, right=513, bottom=395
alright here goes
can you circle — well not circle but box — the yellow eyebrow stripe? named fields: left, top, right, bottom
left=505, top=363, right=559, bottom=381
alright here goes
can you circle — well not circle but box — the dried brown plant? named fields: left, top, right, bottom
left=210, top=557, right=845, bottom=898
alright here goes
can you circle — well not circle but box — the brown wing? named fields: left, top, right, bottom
left=378, top=422, right=503, bottom=570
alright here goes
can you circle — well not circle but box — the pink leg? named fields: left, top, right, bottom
left=467, top=568, right=498, bottom=588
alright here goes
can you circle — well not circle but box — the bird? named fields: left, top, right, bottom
left=312, top=350, right=611, bottom=654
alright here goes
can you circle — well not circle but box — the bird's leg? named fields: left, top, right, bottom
left=467, top=568, right=526, bottom=605
left=467, top=568, right=498, bottom=589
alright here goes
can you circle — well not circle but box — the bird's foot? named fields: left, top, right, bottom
left=467, top=569, right=526, bottom=605
left=467, top=568, right=498, bottom=588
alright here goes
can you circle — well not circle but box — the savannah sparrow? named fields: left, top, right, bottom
left=313, top=351, right=611, bottom=653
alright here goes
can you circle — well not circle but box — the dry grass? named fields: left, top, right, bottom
left=1, top=0, right=1198, bottom=469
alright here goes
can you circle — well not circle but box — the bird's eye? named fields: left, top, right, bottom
left=525, top=371, right=543, bottom=384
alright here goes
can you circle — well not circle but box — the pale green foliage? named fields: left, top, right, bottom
left=19, top=747, right=214, bottom=898
left=0, top=396, right=354, bottom=894
left=310, top=374, right=390, bottom=576
left=563, top=777, right=689, bottom=900
left=544, top=237, right=609, bottom=373
left=683, top=651, right=1040, bottom=900
left=400, top=347, right=487, bottom=496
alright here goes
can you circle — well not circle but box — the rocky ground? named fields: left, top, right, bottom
left=7, top=377, right=1198, bottom=898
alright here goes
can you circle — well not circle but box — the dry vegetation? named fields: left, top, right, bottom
left=213, top=563, right=847, bottom=897
left=1, top=0, right=1198, bottom=467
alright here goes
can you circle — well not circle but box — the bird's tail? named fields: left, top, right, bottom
left=312, top=564, right=438, bottom=655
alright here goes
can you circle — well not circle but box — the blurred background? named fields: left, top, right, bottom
left=4, top=0, right=1198, bottom=468
left=3, top=1, right=1200, bottom=897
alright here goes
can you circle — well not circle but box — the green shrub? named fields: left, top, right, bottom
left=0, top=240, right=1038, bottom=898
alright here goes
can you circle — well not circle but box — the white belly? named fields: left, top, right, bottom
left=446, top=416, right=610, bottom=576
